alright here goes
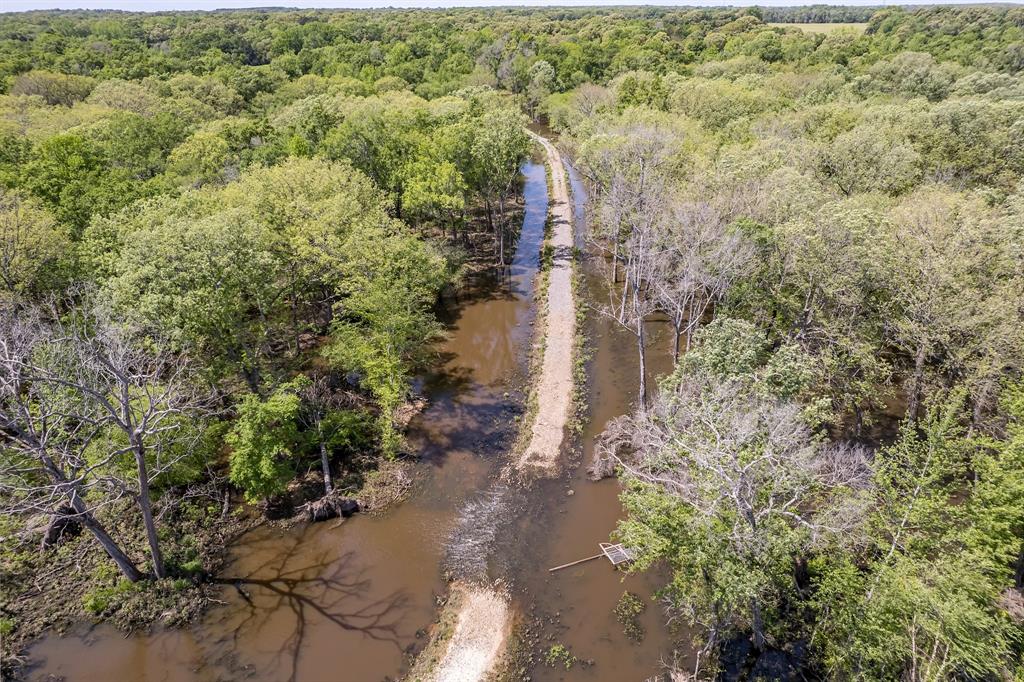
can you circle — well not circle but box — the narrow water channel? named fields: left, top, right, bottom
left=499, top=161, right=688, bottom=681
left=25, top=161, right=550, bottom=682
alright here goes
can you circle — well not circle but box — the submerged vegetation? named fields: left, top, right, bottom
left=0, top=3, right=1023, bottom=680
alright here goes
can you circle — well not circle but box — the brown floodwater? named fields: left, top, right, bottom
left=25, top=161, right=550, bottom=682
left=495, top=161, right=691, bottom=682
left=26, top=151, right=690, bottom=682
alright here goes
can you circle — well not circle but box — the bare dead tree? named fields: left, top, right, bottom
left=581, top=122, right=682, bottom=408
left=604, top=367, right=872, bottom=651
left=0, top=298, right=214, bottom=581
left=651, top=200, right=754, bottom=362
left=581, top=121, right=679, bottom=284
left=572, top=83, right=613, bottom=120
left=1, top=303, right=143, bottom=580
left=615, top=208, right=662, bottom=410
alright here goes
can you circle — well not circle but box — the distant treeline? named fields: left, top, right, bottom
left=758, top=5, right=878, bottom=23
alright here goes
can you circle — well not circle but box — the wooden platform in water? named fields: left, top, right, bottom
left=600, top=542, right=635, bottom=565
left=548, top=543, right=636, bottom=572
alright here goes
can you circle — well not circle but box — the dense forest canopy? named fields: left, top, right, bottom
left=1, top=4, right=1023, bottom=681
left=539, top=5, right=1024, bottom=680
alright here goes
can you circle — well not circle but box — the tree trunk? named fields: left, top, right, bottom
left=672, top=317, right=682, bottom=364
left=75, top=499, right=144, bottom=582
left=972, top=379, right=993, bottom=429
left=1015, top=544, right=1024, bottom=589
left=611, top=237, right=619, bottom=284
left=499, top=221, right=505, bottom=266
left=40, top=505, right=80, bottom=551
left=637, top=316, right=648, bottom=410
left=290, top=289, right=301, bottom=359
left=484, top=198, right=494, bottom=233
left=319, top=437, right=333, bottom=495
left=750, top=598, right=766, bottom=651
left=133, top=444, right=165, bottom=579
left=237, top=353, right=261, bottom=394
left=498, top=195, right=507, bottom=266
left=40, top=453, right=143, bottom=581
left=908, top=341, right=927, bottom=423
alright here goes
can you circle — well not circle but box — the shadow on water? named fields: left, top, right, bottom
left=208, top=531, right=410, bottom=682
left=25, top=161, right=550, bottom=682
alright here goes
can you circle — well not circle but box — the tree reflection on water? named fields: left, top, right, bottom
left=212, top=528, right=409, bottom=682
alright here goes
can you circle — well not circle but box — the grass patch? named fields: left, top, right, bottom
left=768, top=22, right=867, bottom=34
left=544, top=642, right=578, bottom=670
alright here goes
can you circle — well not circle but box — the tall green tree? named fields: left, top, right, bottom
left=227, top=382, right=303, bottom=502
left=812, top=394, right=1023, bottom=681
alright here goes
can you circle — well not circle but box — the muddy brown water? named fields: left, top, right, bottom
left=25, top=161, right=549, bottom=682
left=497, top=161, right=690, bottom=682
left=26, top=152, right=691, bottom=682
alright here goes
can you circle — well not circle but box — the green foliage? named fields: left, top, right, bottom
left=21, top=133, right=140, bottom=234
left=544, top=643, right=577, bottom=670
left=613, top=591, right=647, bottom=641
left=11, top=70, right=95, bottom=106
left=81, top=396, right=217, bottom=491
left=0, top=190, right=72, bottom=298
left=165, top=130, right=233, bottom=187
left=819, top=124, right=922, bottom=196
left=864, top=52, right=959, bottom=101
left=328, top=219, right=450, bottom=454
left=614, top=71, right=669, bottom=111
left=318, top=408, right=374, bottom=455
left=227, top=384, right=303, bottom=502
left=82, top=579, right=136, bottom=617
left=104, top=209, right=280, bottom=385
left=681, top=318, right=768, bottom=378
left=811, top=393, right=1024, bottom=680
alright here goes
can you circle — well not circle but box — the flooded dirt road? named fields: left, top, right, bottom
left=499, top=160, right=687, bottom=682
left=26, top=161, right=550, bottom=682
left=26, top=143, right=687, bottom=682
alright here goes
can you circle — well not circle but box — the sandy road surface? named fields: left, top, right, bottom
left=419, top=132, right=575, bottom=682
left=517, top=132, right=576, bottom=474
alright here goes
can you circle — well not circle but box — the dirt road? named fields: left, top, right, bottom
left=518, top=131, right=576, bottom=474
left=418, top=132, right=576, bottom=681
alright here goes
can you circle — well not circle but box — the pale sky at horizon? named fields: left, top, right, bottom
left=4, top=0, right=1012, bottom=13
